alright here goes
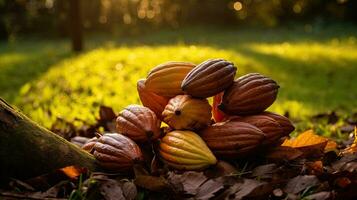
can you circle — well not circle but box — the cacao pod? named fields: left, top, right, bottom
left=181, top=59, right=237, bottom=98
left=137, top=79, right=169, bottom=120
left=162, top=95, right=211, bottom=130
left=93, top=133, right=143, bottom=171
left=159, top=130, right=217, bottom=170
left=219, top=73, right=279, bottom=115
left=230, top=115, right=284, bottom=146
left=262, top=111, right=295, bottom=134
left=116, top=105, right=161, bottom=142
left=200, top=121, right=265, bottom=158
left=81, top=137, right=98, bottom=152
left=145, top=62, right=196, bottom=97
left=212, top=92, right=229, bottom=123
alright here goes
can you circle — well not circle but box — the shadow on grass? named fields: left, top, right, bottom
left=0, top=40, right=73, bottom=102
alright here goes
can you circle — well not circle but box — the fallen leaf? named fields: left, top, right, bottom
left=134, top=175, right=168, bottom=192
left=60, top=166, right=85, bottom=179
left=195, top=179, right=224, bottom=200
left=233, top=179, right=272, bottom=199
left=134, top=164, right=168, bottom=191
left=305, top=161, right=324, bottom=174
left=251, top=163, right=277, bottom=179
left=205, top=160, right=238, bottom=177
left=324, top=140, right=338, bottom=153
left=282, top=129, right=329, bottom=157
left=304, top=191, right=332, bottom=200
left=335, top=177, right=351, bottom=188
left=99, top=179, right=125, bottom=200
left=284, top=175, right=320, bottom=194
left=267, top=146, right=303, bottom=161
left=167, top=171, right=207, bottom=195
left=98, top=105, right=116, bottom=122
left=282, top=130, right=327, bottom=147
left=121, top=181, right=137, bottom=200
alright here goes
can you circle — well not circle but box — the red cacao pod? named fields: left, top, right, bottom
left=200, top=121, right=265, bottom=158
left=219, top=73, right=279, bottom=115
left=116, top=105, right=161, bottom=142
left=262, top=111, right=295, bottom=135
left=93, top=133, right=143, bottom=171
left=230, top=115, right=285, bottom=146
left=181, top=59, right=237, bottom=98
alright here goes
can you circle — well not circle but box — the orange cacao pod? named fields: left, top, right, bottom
left=181, top=59, right=237, bottom=98
left=116, top=105, right=161, bottom=142
left=159, top=130, right=217, bottom=170
left=162, top=95, right=211, bottom=130
left=219, top=73, right=279, bottom=115
left=137, top=79, right=170, bottom=120
left=93, top=133, right=143, bottom=171
left=200, top=121, right=265, bottom=158
left=262, top=111, right=295, bottom=135
left=145, top=62, right=195, bottom=97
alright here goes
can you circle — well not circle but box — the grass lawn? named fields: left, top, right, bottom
left=1, top=25, right=357, bottom=128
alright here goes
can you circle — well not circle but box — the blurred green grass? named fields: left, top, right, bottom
left=1, top=26, right=357, bottom=127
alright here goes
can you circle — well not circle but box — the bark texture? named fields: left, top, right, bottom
left=0, top=98, right=97, bottom=180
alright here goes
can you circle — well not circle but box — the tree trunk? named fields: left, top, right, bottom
left=0, top=98, right=97, bottom=181
left=69, top=0, right=83, bottom=52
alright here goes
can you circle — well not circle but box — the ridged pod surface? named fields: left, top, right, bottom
left=159, top=130, right=217, bottom=170
left=181, top=59, right=237, bottom=98
left=219, top=73, right=279, bottom=115
left=162, top=95, right=212, bottom=130
left=230, top=115, right=284, bottom=146
left=212, top=92, right=229, bottom=123
left=93, top=133, right=143, bottom=171
left=116, top=105, right=161, bottom=142
left=262, top=111, right=295, bottom=135
left=200, top=121, right=265, bottom=158
left=137, top=79, right=169, bottom=120
left=145, top=62, right=196, bottom=97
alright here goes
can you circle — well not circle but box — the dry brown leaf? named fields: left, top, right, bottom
left=284, top=175, right=320, bottom=194
left=267, top=146, right=303, bottom=161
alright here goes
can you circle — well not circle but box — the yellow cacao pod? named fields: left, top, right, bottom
left=159, top=130, right=217, bottom=170
left=145, top=62, right=196, bottom=97
left=162, top=95, right=211, bottom=130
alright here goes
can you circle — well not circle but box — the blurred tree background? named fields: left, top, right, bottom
left=1, top=0, right=356, bottom=40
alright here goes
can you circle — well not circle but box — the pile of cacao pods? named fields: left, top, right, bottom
left=82, top=59, right=295, bottom=172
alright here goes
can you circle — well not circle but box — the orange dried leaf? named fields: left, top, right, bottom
left=282, top=130, right=328, bottom=148
left=60, top=166, right=84, bottom=179
left=324, top=140, right=338, bottom=153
